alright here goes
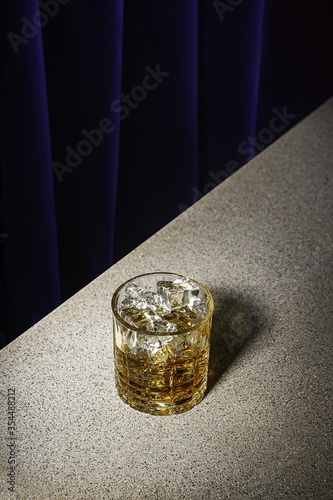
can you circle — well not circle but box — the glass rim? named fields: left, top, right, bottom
left=111, top=271, right=214, bottom=336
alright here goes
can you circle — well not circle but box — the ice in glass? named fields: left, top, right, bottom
left=112, top=272, right=214, bottom=415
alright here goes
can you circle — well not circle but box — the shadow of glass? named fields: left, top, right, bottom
left=207, top=288, right=267, bottom=393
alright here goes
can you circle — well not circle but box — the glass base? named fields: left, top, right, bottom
left=115, top=380, right=207, bottom=416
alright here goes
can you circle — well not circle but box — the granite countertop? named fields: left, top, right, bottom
left=1, top=99, right=332, bottom=499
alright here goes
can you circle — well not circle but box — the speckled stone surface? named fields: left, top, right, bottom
left=1, top=99, right=333, bottom=499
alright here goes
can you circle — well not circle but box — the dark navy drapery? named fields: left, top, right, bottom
left=0, top=0, right=332, bottom=346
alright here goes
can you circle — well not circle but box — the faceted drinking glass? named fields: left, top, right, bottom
left=111, top=272, right=214, bottom=415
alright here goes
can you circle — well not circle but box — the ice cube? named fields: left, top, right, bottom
left=128, top=332, right=149, bottom=355
left=123, top=283, right=143, bottom=301
left=167, top=334, right=187, bottom=357
left=122, top=329, right=138, bottom=351
left=188, top=297, right=207, bottom=319
left=120, top=283, right=148, bottom=311
left=120, top=306, right=158, bottom=332
left=119, top=276, right=206, bottom=335
left=157, top=277, right=199, bottom=312
left=153, top=318, right=177, bottom=333
left=164, top=309, right=195, bottom=329
left=147, top=334, right=183, bottom=359
left=173, top=277, right=200, bottom=297
left=147, top=339, right=163, bottom=356
left=120, top=306, right=143, bottom=327
left=144, top=291, right=169, bottom=315
left=122, top=329, right=149, bottom=355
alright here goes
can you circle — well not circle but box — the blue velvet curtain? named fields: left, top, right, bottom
left=0, top=0, right=331, bottom=347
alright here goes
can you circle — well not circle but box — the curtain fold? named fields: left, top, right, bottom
left=113, top=0, right=200, bottom=260
left=43, top=0, right=124, bottom=299
left=197, top=0, right=266, bottom=194
left=0, top=0, right=60, bottom=341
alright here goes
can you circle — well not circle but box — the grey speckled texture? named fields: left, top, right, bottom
left=1, top=99, right=333, bottom=499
